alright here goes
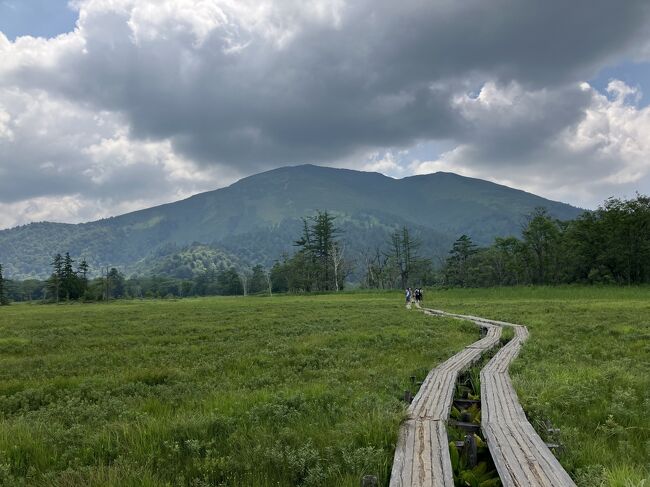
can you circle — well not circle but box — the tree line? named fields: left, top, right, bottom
left=1, top=263, right=274, bottom=303
left=1, top=195, right=649, bottom=304
left=360, top=226, right=434, bottom=289
left=441, top=196, right=650, bottom=287
left=269, top=212, right=438, bottom=292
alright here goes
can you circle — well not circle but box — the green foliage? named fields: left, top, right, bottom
left=499, top=326, right=514, bottom=345
left=0, top=263, right=9, bottom=306
left=448, top=438, right=500, bottom=487
left=127, top=266, right=244, bottom=298
left=9, top=243, right=269, bottom=301
left=441, top=195, right=650, bottom=287
left=271, top=211, right=348, bottom=292
left=570, top=195, right=650, bottom=284
left=131, top=243, right=242, bottom=280
left=522, top=208, right=563, bottom=284
left=249, top=264, right=270, bottom=294
left=450, top=404, right=481, bottom=425
left=361, top=226, right=434, bottom=289
left=3, top=279, right=44, bottom=302
left=0, top=293, right=476, bottom=486
left=444, top=235, right=478, bottom=287
left=46, top=253, right=87, bottom=302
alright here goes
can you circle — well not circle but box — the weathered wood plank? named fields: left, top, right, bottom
left=483, top=329, right=574, bottom=486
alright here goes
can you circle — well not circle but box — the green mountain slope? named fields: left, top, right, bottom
left=0, top=165, right=584, bottom=278
left=130, top=243, right=243, bottom=279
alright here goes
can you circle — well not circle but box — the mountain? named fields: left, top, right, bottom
left=0, top=165, right=584, bottom=279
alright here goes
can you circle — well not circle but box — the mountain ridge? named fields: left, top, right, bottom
left=0, top=165, right=584, bottom=279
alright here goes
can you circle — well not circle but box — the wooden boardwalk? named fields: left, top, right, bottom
left=428, top=309, right=576, bottom=487
left=389, top=314, right=502, bottom=486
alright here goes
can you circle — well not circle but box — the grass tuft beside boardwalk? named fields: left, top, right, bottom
left=430, top=286, right=650, bottom=487
left=0, top=294, right=476, bottom=486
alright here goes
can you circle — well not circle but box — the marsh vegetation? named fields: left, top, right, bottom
left=0, top=294, right=475, bottom=486
left=0, top=287, right=647, bottom=486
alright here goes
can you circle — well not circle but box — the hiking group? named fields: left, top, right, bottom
left=405, top=287, right=423, bottom=309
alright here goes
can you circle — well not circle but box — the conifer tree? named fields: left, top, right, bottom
left=107, top=268, right=125, bottom=299
left=311, top=211, right=339, bottom=290
left=293, top=211, right=342, bottom=291
left=62, top=253, right=76, bottom=301
left=389, top=226, right=424, bottom=288
left=249, top=265, right=268, bottom=294
left=78, top=259, right=89, bottom=296
left=444, top=235, right=477, bottom=287
left=48, top=253, right=63, bottom=302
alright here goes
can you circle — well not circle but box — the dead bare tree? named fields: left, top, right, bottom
left=265, top=272, right=273, bottom=296
left=331, top=242, right=346, bottom=292
left=239, top=269, right=251, bottom=296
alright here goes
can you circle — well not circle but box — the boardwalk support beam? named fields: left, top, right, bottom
left=361, top=475, right=379, bottom=487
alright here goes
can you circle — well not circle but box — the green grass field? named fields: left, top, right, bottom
left=0, top=288, right=648, bottom=487
left=0, top=294, right=477, bottom=486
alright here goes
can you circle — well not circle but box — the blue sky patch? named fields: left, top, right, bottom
left=590, top=60, right=650, bottom=106
left=0, top=0, right=77, bottom=40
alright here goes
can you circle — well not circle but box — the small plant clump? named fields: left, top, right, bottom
left=450, top=403, right=481, bottom=425
left=449, top=436, right=501, bottom=487
left=499, top=326, right=514, bottom=346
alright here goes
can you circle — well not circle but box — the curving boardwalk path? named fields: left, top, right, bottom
left=389, top=313, right=502, bottom=486
left=425, top=309, right=576, bottom=487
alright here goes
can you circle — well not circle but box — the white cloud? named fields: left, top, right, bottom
left=411, top=80, right=650, bottom=207
left=0, top=106, right=13, bottom=140
left=361, top=151, right=406, bottom=176
left=0, top=86, right=235, bottom=228
left=562, top=81, right=650, bottom=186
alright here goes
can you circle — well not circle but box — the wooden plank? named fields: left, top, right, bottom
left=390, top=419, right=456, bottom=487
left=482, top=421, right=531, bottom=486
left=453, top=398, right=480, bottom=408
left=390, top=419, right=416, bottom=486
left=414, top=419, right=433, bottom=485
left=482, top=326, right=576, bottom=486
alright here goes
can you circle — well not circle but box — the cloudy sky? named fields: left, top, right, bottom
left=1, top=0, right=650, bottom=229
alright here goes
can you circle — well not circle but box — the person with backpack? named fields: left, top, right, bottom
left=414, top=288, right=421, bottom=308
left=405, top=288, right=412, bottom=309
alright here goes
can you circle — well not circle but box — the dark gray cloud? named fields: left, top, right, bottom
left=5, top=0, right=649, bottom=169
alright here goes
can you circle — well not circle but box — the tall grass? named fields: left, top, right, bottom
left=0, top=294, right=476, bottom=486
left=2, top=288, right=646, bottom=486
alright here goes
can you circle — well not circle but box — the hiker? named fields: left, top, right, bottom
left=405, top=287, right=412, bottom=309
left=414, top=288, right=421, bottom=308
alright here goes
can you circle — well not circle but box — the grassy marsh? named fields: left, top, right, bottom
left=1, top=288, right=648, bottom=486
left=0, top=294, right=476, bottom=486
